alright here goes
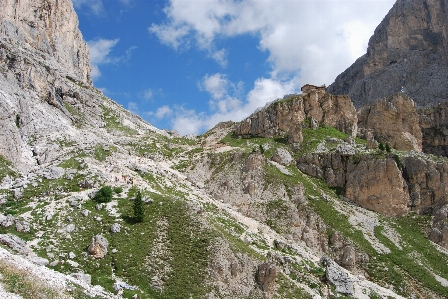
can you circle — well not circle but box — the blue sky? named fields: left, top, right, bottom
left=72, top=0, right=395, bottom=135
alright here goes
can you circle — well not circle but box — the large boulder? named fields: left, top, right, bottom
left=87, top=235, right=108, bottom=259
left=321, top=256, right=354, bottom=296
left=255, top=263, right=277, bottom=294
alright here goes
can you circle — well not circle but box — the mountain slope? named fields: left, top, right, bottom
left=328, top=0, right=448, bottom=108
left=0, top=0, right=447, bottom=299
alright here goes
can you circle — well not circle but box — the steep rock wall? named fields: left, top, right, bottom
left=328, top=0, right=448, bottom=108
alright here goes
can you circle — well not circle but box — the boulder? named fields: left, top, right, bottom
left=110, top=223, right=121, bottom=233
left=65, top=224, right=76, bottom=233
left=1, top=214, right=15, bottom=227
left=15, top=220, right=30, bottom=233
left=255, top=262, right=277, bottom=294
left=270, top=148, right=293, bottom=165
left=43, top=166, right=65, bottom=180
left=0, top=234, right=30, bottom=255
left=321, top=256, right=354, bottom=296
left=70, top=273, right=91, bottom=285
left=88, top=235, right=108, bottom=259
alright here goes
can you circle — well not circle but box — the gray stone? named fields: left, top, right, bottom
left=255, top=263, right=277, bottom=293
left=321, top=256, right=354, bottom=296
left=81, top=209, right=90, bottom=217
left=49, top=260, right=59, bottom=267
left=13, top=188, right=22, bottom=199
left=68, top=251, right=76, bottom=259
left=15, top=220, right=30, bottom=233
left=0, top=234, right=30, bottom=254
left=29, top=256, right=49, bottom=266
left=270, top=148, right=293, bottom=166
left=70, top=273, right=91, bottom=285
left=1, top=214, right=15, bottom=227
left=43, top=166, right=65, bottom=180
left=65, top=224, right=76, bottom=233
left=336, top=143, right=355, bottom=156
left=110, top=223, right=121, bottom=233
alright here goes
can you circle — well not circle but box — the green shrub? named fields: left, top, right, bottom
left=378, top=142, right=385, bottom=152
left=133, top=190, right=144, bottom=222
left=113, top=186, right=123, bottom=194
left=385, top=143, right=391, bottom=153
left=93, top=186, right=113, bottom=203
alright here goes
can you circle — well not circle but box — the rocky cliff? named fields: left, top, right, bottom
left=234, top=89, right=357, bottom=143
left=358, top=93, right=422, bottom=151
left=0, top=0, right=91, bottom=84
left=328, top=0, right=448, bottom=108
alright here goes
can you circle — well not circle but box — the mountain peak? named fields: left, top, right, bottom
left=328, top=0, right=448, bottom=108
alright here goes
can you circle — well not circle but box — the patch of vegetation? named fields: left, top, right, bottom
left=93, top=145, right=117, bottom=162
left=64, top=102, right=86, bottom=128
left=299, top=126, right=348, bottom=156
left=0, top=260, right=64, bottom=299
left=0, top=154, right=16, bottom=181
left=371, top=217, right=448, bottom=297
left=101, top=105, right=138, bottom=135
left=275, top=272, right=313, bottom=299
left=133, top=190, right=144, bottom=222
left=93, top=186, right=113, bottom=203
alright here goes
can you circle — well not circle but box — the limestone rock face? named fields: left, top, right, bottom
left=321, top=256, right=354, bottom=296
left=328, top=0, right=448, bottom=108
left=345, top=158, right=410, bottom=217
left=298, top=152, right=448, bottom=218
left=0, top=0, right=91, bottom=84
left=234, top=89, right=357, bottom=142
left=419, top=102, right=448, bottom=157
left=255, top=263, right=277, bottom=294
left=358, top=93, right=422, bottom=151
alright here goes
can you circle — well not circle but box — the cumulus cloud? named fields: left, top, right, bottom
left=154, top=73, right=297, bottom=135
left=149, top=0, right=396, bottom=135
left=128, top=102, right=139, bottom=114
left=87, top=38, right=119, bottom=79
left=150, top=0, right=394, bottom=83
left=72, top=0, right=104, bottom=15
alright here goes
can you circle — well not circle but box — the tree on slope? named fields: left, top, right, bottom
left=134, top=190, right=144, bottom=222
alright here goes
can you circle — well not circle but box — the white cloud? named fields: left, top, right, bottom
left=155, top=106, right=173, bottom=119
left=87, top=38, right=119, bottom=79
left=149, top=0, right=396, bottom=135
left=150, top=0, right=395, bottom=84
left=128, top=102, right=139, bottom=114
left=72, top=0, right=104, bottom=15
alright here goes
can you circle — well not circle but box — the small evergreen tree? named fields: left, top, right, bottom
left=378, top=142, right=385, bottom=152
left=385, top=143, right=391, bottom=153
left=259, top=144, right=265, bottom=154
left=94, top=186, right=113, bottom=203
left=133, top=190, right=144, bottom=222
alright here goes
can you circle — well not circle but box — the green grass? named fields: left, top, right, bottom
left=101, top=105, right=139, bottom=136
left=0, top=154, right=16, bottom=181
left=299, top=126, right=348, bottom=156
left=370, top=217, right=448, bottom=297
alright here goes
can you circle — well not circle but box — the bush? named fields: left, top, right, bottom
left=94, top=186, right=113, bottom=203
left=378, top=142, right=385, bottom=152
left=385, top=143, right=391, bottom=153
left=133, top=190, right=144, bottom=222
left=113, top=186, right=123, bottom=194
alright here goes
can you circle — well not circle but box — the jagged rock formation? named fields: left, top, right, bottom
left=419, top=102, right=448, bottom=156
left=234, top=89, right=357, bottom=143
left=328, top=0, right=448, bottom=108
left=358, top=93, right=422, bottom=151
left=0, top=0, right=91, bottom=84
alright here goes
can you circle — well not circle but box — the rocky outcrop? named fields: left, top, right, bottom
left=358, top=93, right=422, bottom=151
left=189, top=151, right=329, bottom=253
left=345, top=158, right=410, bottom=217
left=298, top=152, right=448, bottom=217
left=234, top=89, right=357, bottom=143
left=0, top=0, right=91, bottom=84
left=321, top=256, right=355, bottom=296
left=419, top=102, right=448, bottom=157
left=255, top=263, right=277, bottom=294
left=328, top=0, right=448, bottom=108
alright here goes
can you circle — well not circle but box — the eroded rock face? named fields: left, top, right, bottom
left=234, top=90, right=357, bottom=142
left=358, top=93, right=422, bottom=151
left=419, top=102, right=448, bottom=157
left=345, top=158, right=410, bottom=217
left=298, top=152, right=448, bottom=218
left=255, top=263, right=277, bottom=294
left=328, top=0, right=448, bottom=108
left=0, top=0, right=91, bottom=84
